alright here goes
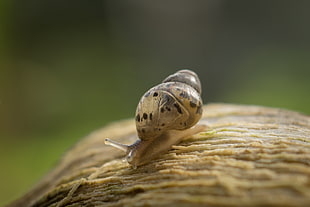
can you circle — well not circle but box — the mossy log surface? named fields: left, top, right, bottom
left=8, top=103, right=310, bottom=207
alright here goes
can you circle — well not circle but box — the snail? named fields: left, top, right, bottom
left=105, top=69, right=206, bottom=168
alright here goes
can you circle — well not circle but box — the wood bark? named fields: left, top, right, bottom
left=7, top=103, right=310, bottom=207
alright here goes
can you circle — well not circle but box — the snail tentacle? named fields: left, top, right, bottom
left=104, top=138, right=129, bottom=152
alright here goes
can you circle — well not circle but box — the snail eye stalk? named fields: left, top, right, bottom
left=104, top=138, right=129, bottom=152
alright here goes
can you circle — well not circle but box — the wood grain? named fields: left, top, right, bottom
left=7, top=103, right=310, bottom=207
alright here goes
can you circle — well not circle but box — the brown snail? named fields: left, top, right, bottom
left=105, top=69, right=206, bottom=168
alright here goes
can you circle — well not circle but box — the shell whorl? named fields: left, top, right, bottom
left=162, top=69, right=202, bottom=94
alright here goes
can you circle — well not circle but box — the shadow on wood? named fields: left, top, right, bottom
left=7, top=103, right=310, bottom=207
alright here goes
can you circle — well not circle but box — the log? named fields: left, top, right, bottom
left=7, top=103, right=310, bottom=207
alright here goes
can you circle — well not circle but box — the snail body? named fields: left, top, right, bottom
left=105, top=69, right=205, bottom=167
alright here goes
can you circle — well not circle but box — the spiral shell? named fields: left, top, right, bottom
left=135, top=70, right=203, bottom=139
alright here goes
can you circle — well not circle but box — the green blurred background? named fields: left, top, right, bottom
left=0, top=0, right=309, bottom=205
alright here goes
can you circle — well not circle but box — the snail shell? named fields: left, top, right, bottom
left=135, top=69, right=203, bottom=139
left=105, top=69, right=206, bottom=168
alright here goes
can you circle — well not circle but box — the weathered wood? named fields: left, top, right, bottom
left=7, top=103, right=310, bottom=207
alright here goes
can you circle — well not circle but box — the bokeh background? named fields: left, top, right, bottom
left=1, top=0, right=309, bottom=205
